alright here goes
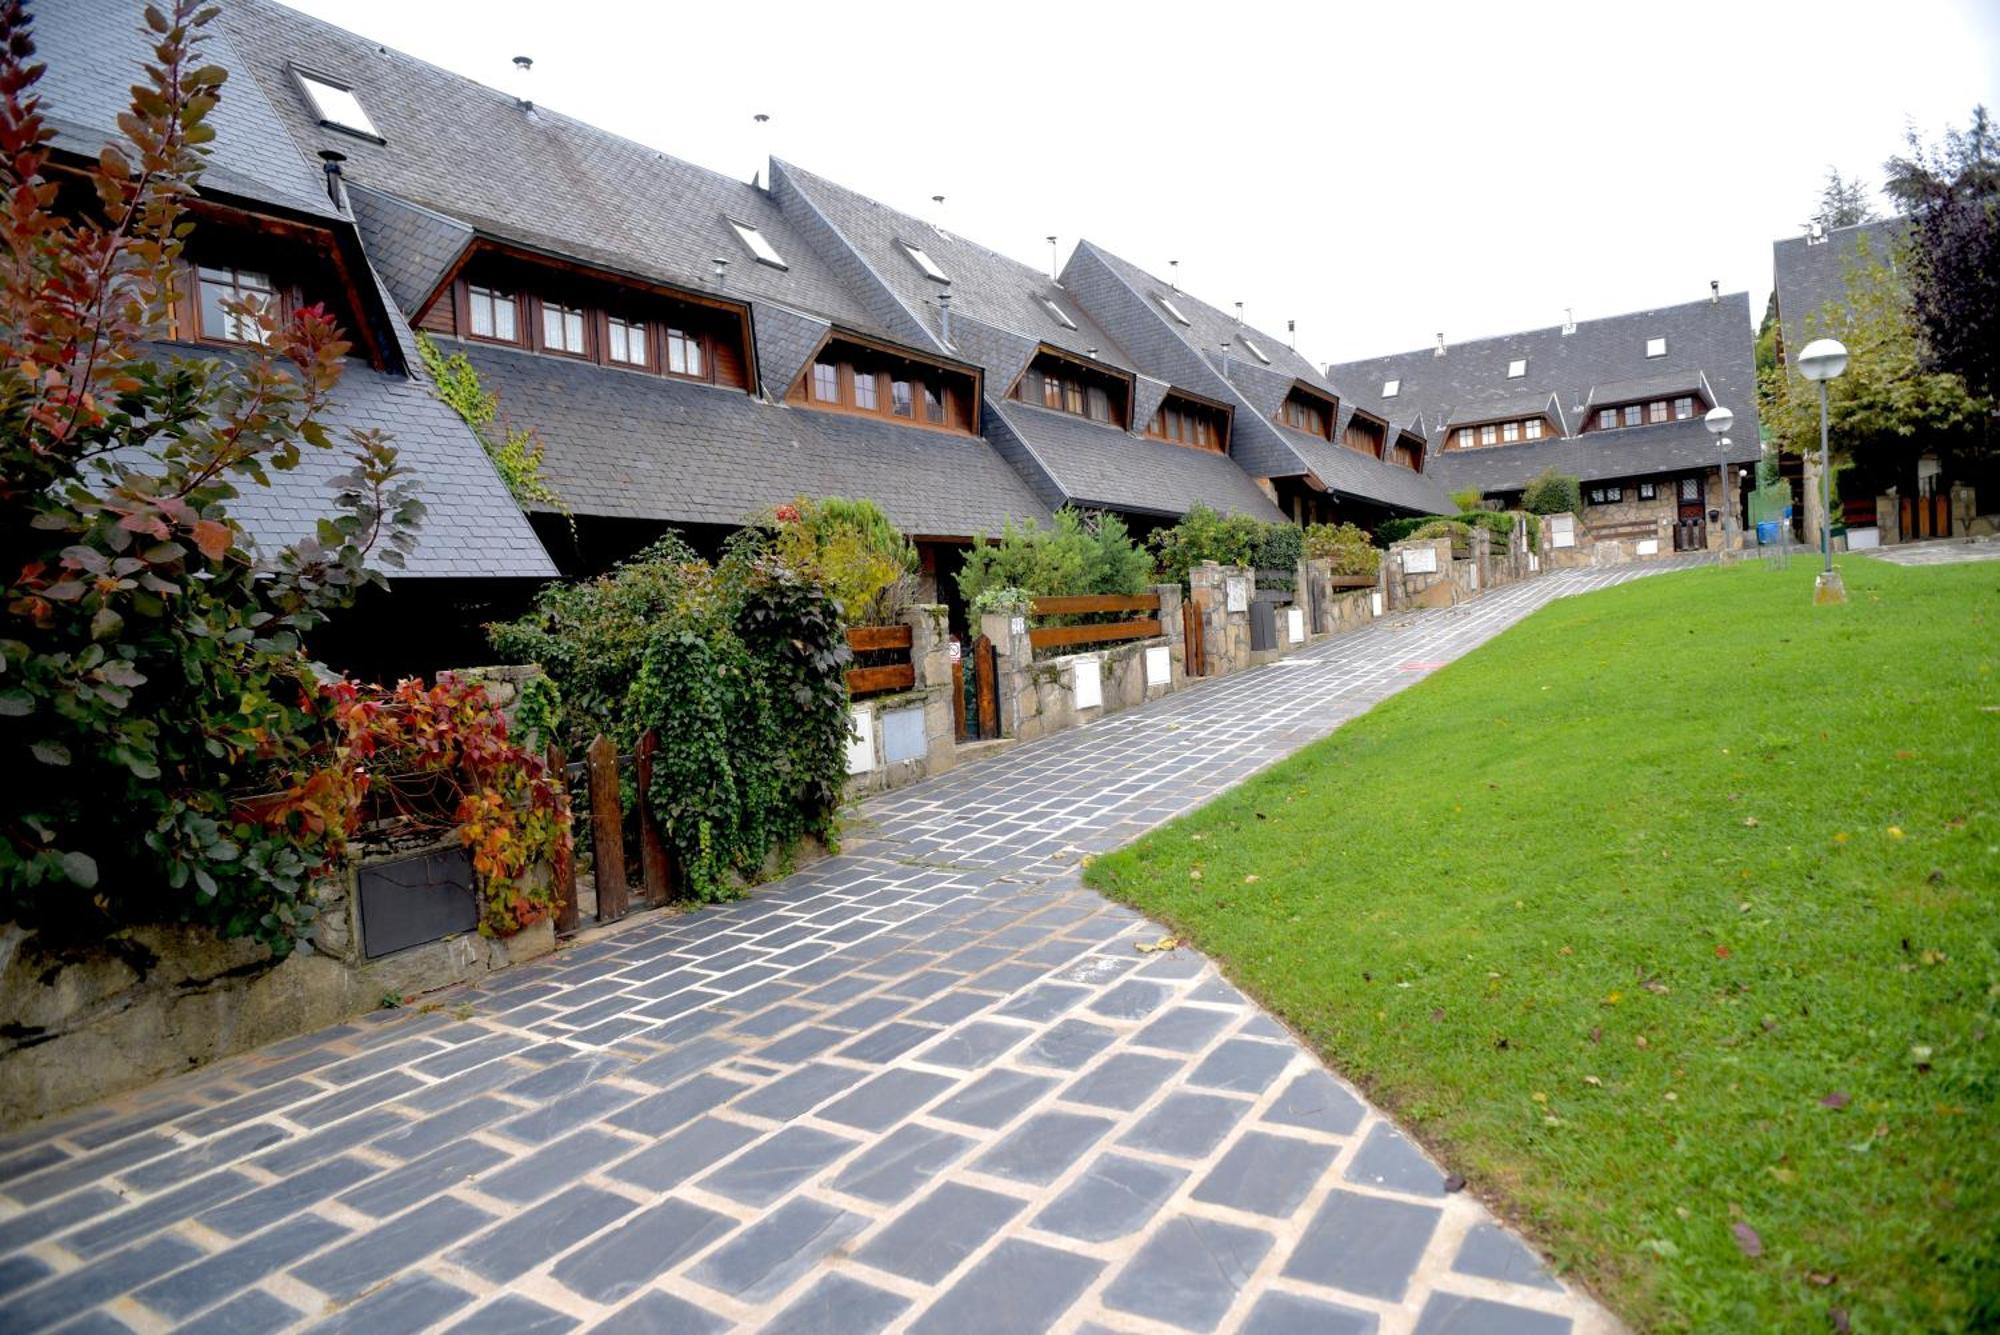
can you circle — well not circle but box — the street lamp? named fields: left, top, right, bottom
left=1797, top=338, right=1850, bottom=604
left=1704, top=405, right=1735, bottom=557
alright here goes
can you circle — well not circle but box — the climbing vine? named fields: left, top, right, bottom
left=415, top=333, right=569, bottom=518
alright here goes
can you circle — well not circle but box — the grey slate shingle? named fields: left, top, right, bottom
left=1770, top=218, right=1909, bottom=372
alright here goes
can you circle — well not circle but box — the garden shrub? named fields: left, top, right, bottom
left=0, top=3, right=432, bottom=953
left=1522, top=468, right=1583, bottom=515
left=957, top=508, right=1150, bottom=606
left=1302, top=523, right=1381, bottom=577
left=1450, top=486, right=1486, bottom=512
left=747, top=496, right=917, bottom=625
left=1252, top=521, right=1305, bottom=573
left=1374, top=515, right=1452, bottom=546
left=968, top=586, right=1032, bottom=617
left=1410, top=519, right=1474, bottom=543
left=1149, top=505, right=1263, bottom=587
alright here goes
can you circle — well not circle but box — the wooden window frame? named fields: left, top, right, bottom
left=1638, top=482, right=1658, bottom=500
left=1524, top=418, right=1544, bottom=440
left=537, top=298, right=591, bottom=358
left=791, top=339, right=976, bottom=435
left=1144, top=397, right=1227, bottom=454
left=604, top=313, right=652, bottom=370
left=1674, top=396, right=1695, bottom=420
left=1501, top=421, right=1521, bottom=443
left=463, top=283, right=522, bottom=346
left=191, top=264, right=283, bottom=347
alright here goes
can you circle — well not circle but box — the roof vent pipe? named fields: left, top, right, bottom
left=1287, top=318, right=1296, bottom=350
left=1047, top=235, right=1058, bottom=283
left=751, top=113, right=769, bottom=187
left=937, top=285, right=952, bottom=345
left=1233, top=301, right=1243, bottom=325
left=1168, top=259, right=1179, bottom=293
left=1562, top=307, right=1575, bottom=335
left=712, top=256, right=729, bottom=287
left=1086, top=346, right=1097, bottom=359
left=511, top=56, right=532, bottom=108
left=316, top=148, right=346, bottom=210
left=1433, top=332, right=1446, bottom=358
left=1220, top=340, right=1231, bottom=379
left=1710, top=279, right=1720, bottom=304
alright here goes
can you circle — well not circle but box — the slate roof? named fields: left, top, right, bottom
left=989, top=401, right=1283, bottom=521
left=1063, top=242, right=1457, bottom=515
left=345, top=183, right=474, bottom=317
left=1330, top=292, right=1761, bottom=495
left=211, top=0, right=894, bottom=343
left=37, top=0, right=555, bottom=581
left=452, top=340, right=1046, bottom=539
left=1441, top=391, right=1563, bottom=428
left=1771, top=218, right=1909, bottom=372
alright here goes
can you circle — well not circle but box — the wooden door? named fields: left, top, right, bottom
left=1674, top=475, right=1707, bottom=552
left=1181, top=597, right=1206, bottom=677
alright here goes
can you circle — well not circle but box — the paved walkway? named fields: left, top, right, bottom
left=1860, top=533, right=2000, bottom=566
left=0, top=559, right=1706, bottom=1335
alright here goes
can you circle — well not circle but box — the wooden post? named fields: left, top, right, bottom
left=951, top=650, right=966, bottom=742
left=587, top=733, right=627, bottom=922
left=635, top=728, right=670, bottom=906
left=548, top=743, right=578, bottom=936
left=973, top=635, right=1000, bottom=740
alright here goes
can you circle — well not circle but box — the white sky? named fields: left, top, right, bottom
left=289, top=0, right=2000, bottom=367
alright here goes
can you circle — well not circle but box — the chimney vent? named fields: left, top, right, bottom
left=1233, top=301, right=1243, bottom=324
left=1286, top=318, right=1296, bottom=349
left=1086, top=346, right=1097, bottom=359
left=938, top=285, right=953, bottom=345
left=1710, top=279, right=1720, bottom=304
left=316, top=148, right=346, bottom=209
left=511, top=56, right=532, bottom=107
left=1168, top=260, right=1179, bottom=293
left=1046, top=235, right=1058, bottom=283
left=712, top=256, right=729, bottom=286
left=1561, top=307, right=1575, bottom=336
left=1433, top=332, right=1447, bottom=358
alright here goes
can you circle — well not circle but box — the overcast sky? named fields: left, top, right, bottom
left=288, top=0, right=1999, bottom=367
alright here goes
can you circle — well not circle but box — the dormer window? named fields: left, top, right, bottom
left=196, top=266, right=276, bottom=345
left=1012, top=351, right=1129, bottom=428
left=1279, top=388, right=1334, bottom=440
left=902, top=242, right=949, bottom=283
left=1646, top=337, right=1667, bottom=358
left=1147, top=394, right=1227, bottom=453
left=789, top=337, right=976, bottom=433
left=467, top=284, right=517, bottom=342
left=1382, top=379, right=1400, bottom=398
left=1041, top=298, right=1078, bottom=331
left=541, top=301, right=588, bottom=356
left=606, top=316, right=648, bottom=367
left=729, top=220, right=787, bottom=270
left=1240, top=336, right=1271, bottom=365
left=1159, top=296, right=1192, bottom=326
left=1343, top=415, right=1385, bottom=458
left=293, top=69, right=382, bottom=142
left=1506, top=358, right=1527, bottom=378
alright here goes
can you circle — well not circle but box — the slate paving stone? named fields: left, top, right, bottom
left=831, top=1122, right=975, bottom=1204
left=763, top=1272, right=911, bottom=1335
left=3, top=1132, right=177, bottom=1206
left=1413, top=1292, right=1574, bottom=1335
left=287, top=1071, right=422, bottom=1128
left=625, top=1036, right=743, bottom=1086
left=995, top=982, right=1090, bottom=1022
left=589, top=1290, right=730, bottom=1335
left=1192, top=1130, right=1337, bottom=1218
left=312, top=1272, right=474, bottom=1334
left=447, top=1184, right=637, bottom=1282
left=291, top=1195, right=496, bottom=1301
left=930, top=1068, right=1056, bottom=1129
left=755, top=1025, right=849, bottom=1064
left=1033, top=1152, right=1186, bottom=1242
left=908, top=1237, right=1103, bottom=1335
left=689, top=1196, right=866, bottom=1302
left=1283, top=1188, right=1442, bottom=1301
left=1241, top=1290, right=1381, bottom=1334
left=731, top=1061, right=868, bottom=1121
left=549, top=1197, right=734, bottom=1304
left=965, top=961, right=1050, bottom=994
left=696, top=1124, right=857, bottom=1206
left=1137, top=951, right=1209, bottom=979
left=67, top=1167, right=260, bottom=1256
left=1018, top=1017, right=1117, bottom=1070
left=825, top=995, right=908, bottom=1029
left=441, top=1294, right=578, bottom=1334
left=133, top=1213, right=349, bottom=1319
left=1102, top=1214, right=1276, bottom=1332
left=728, top=1002, right=818, bottom=1037
left=371, top=1095, right=513, bottom=1160
left=1188, top=1038, right=1295, bottom=1094
left=607, top=1073, right=748, bottom=1136
left=1453, top=1221, right=1563, bottom=1289
left=1345, top=1121, right=1447, bottom=1197
left=907, top=990, right=992, bottom=1025
left=818, top=1068, right=955, bottom=1132
left=917, top=1020, right=1031, bottom=1069
left=973, top=1109, right=1114, bottom=1185
left=1061, top=1051, right=1183, bottom=1111
left=832, top=1020, right=940, bottom=1063
left=1132, top=1005, right=1235, bottom=1052
left=339, top=1138, right=507, bottom=1217
left=0, top=1234, right=202, bottom=1334
left=0, top=1255, right=49, bottom=1300
left=200, top=1156, right=378, bottom=1237
left=854, top=1181, right=1027, bottom=1283
left=1120, top=1090, right=1250, bottom=1159
left=477, top=1127, right=634, bottom=1204
left=177, top=1290, right=301, bottom=1334
left=1263, top=1069, right=1367, bottom=1135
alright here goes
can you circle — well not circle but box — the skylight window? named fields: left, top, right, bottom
left=1381, top=379, right=1401, bottom=398
left=902, top=242, right=950, bottom=283
left=1159, top=296, right=1191, bottom=326
left=1240, top=336, right=1271, bottom=365
left=1041, top=298, right=1078, bottom=331
left=293, top=70, right=381, bottom=142
left=1645, top=336, right=1667, bottom=358
left=1506, top=358, right=1527, bottom=378
left=729, top=220, right=788, bottom=270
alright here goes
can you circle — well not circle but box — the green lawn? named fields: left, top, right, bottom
left=1085, top=556, right=1999, bottom=1332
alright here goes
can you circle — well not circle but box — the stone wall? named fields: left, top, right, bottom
left=1385, top=537, right=1460, bottom=609
left=1189, top=563, right=1253, bottom=675
left=845, top=604, right=957, bottom=796
left=984, top=585, right=1188, bottom=743
left=1305, top=559, right=1383, bottom=635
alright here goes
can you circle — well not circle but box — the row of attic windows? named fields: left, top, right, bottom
left=791, top=341, right=977, bottom=434
left=1379, top=337, right=1672, bottom=400
left=1593, top=396, right=1700, bottom=430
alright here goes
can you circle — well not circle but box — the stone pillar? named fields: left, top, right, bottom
left=1304, top=559, right=1332, bottom=634
left=1876, top=493, right=1901, bottom=546
left=904, top=604, right=955, bottom=777
left=1802, top=454, right=1828, bottom=560
left=1951, top=482, right=1977, bottom=537
left=1472, top=525, right=1490, bottom=590
left=980, top=608, right=1037, bottom=740
left=1153, top=584, right=1183, bottom=648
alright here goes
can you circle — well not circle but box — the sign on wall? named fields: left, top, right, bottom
left=1371, top=592, right=1384, bottom=616
left=1144, top=645, right=1171, bottom=686
left=1286, top=608, right=1305, bottom=644
left=1550, top=515, right=1575, bottom=549
left=1072, top=656, right=1103, bottom=710
left=1635, top=538, right=1659, bottom=556
left=1401, top=546, right=1438, bottom=574
left=1225, top=578, right=1249, bottom=613
left=845, top=705, right=875, bottom=774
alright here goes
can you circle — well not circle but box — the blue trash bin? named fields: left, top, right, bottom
left=1756, top=520, right=1780, bottom=546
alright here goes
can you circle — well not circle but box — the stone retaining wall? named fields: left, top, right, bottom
left=845, top=604, right=956, bottom=796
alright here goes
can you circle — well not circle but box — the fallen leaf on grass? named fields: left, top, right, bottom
left=1242, top=874, right=1260, bottom=884
left=1732, top=1222, right=1763, bottom=1257
left=1807, top=1271, right=1839, bottom=1287
left=1135, top=936, right=1181, bottom=954
left=1715, top=945, right=1732, bottom=958
left=1583, top=1075, right=1602, bottom=1087
left=1830, top=1307, right=1851, bottom=1333
left=1887, top=825, right=1905, bottom=840
left=1188, top=868, right=1203, bottom=881
left=1820, top=1092, right=1850, bottom=1110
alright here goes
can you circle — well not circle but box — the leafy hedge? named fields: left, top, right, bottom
left=1522, top=469, right=1583, bottom=516
left=957, top=509, right=1151, bottom=609
left=1150, top=505, right=1305, bottom=588
left=1302, top=522, right=1381, bottom=576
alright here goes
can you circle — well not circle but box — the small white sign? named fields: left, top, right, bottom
left=1072, top=656, right=1103, bottom=710
left=1370, top=592, right=1383, bottom=617
left=1847, top=527, right=1880, bottom=550
left=948, top=639, right=962, bottom=662
left=1636, top=538, right=1659, bottom=556
left=1144, top=645, right=1171, bottom=686
left=1550, top=515, right=1575, bottom=549
left=1529, top=554, right=1540, bottom=572
left=1010, top=615, right=1026, bottom=638
left=845, top=705, right=875, bottom=774
left=1286, top=607, right=1305, bottom=644
left=1468, top=564, right=1480, bottom=590
left=1225, top=578, right=1249, bottom=613
left=1401, top=546, right=1438, bottom=574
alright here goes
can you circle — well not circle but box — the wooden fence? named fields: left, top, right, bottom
left=1324, top=573, right=1376, bottom=589
left=549, top=730, right=676, bottom=935
left=845, top=624, right=915, bottom=697
left=1026, top=592, right=1162, bottom=652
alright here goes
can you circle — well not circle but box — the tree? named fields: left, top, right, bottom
left=0, top=1, right=422, bottom=947
left=1521, top=469, right=1581, bottom=516
left=1816, top=168, right=1878, bottom=229
left=1884, top=106, right=2000, bottom=402
left=1757, top=252, right=1985, bottom=491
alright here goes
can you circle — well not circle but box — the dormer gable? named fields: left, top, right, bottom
left=1009, top=346, right=1133, bottom=430
left=1144, top=388, right=1232, bottom=454
left=1276, top=382, right=1338, bottom=441
left=787, top=330, right=980, bottom=435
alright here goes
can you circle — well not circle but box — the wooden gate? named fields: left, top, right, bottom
left=1902, top=493, right=1949, bottom=540
left=1181, top=596, right=1206, bottom=677
left=971, top=634, right=1000, bottom=739
left=1674, top=475, right=1707, bottom=552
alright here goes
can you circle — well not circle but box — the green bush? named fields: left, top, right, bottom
left=1302, top=522, right=1381, bottom=576
left=1151, top=505, right=1309, bottom=587
left=968, top=586, right=1032, bottom=617
left=1522, top=468, right=1583, bottom=515
left=1252, top=522, right=1304, bottom=573
left=957, top=508, right=1150, bottom=605
left=1374, top=515, right=1452, bottom=546
left=1451, top=486, right=1486, bottom=512
left=747, top=496, right=917, bottom=625
left=1410, top=519, right=1474, bottom=543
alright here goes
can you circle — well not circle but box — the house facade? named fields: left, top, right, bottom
left=1331, top=293, right=1763, bottom=553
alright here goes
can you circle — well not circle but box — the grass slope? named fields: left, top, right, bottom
left=1086, top=557, right=1998, bottom=1332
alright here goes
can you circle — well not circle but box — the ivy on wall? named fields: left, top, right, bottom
left=416, top=333, right=570, bottom=518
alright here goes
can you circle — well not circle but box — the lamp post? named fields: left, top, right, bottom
left=1797, top=338, right=1850, bottom=604
left=1703, top=405, right=1735, bottom=558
